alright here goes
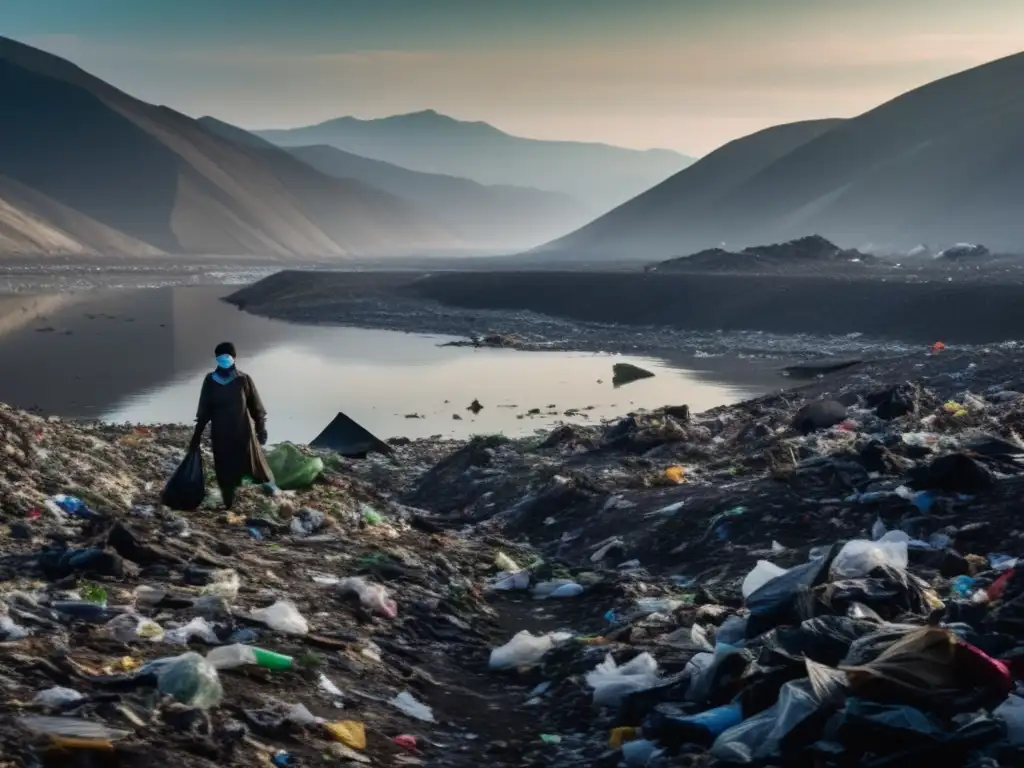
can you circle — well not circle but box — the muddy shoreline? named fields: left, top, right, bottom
left=227, top=270, right=1024, bottom=362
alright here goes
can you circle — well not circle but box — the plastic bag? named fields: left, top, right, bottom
left=250, top=600, right=309, bottom=635
left=32, top=687, right=85, bottom=707
left=742, top=560, right=788, bottom=598
left=532, top=580, right=584, bottom=599
left=745, top=546, right=836, bottom=638
left=489, top=630, right=569, bottom=670
left=995, top=694, right=1024, bottom=745
left=391, top=691, right=434, bottom=722
left=201, top=569, right=241, bottom=601
left=715, top=616, right=748, bottom=646
left=335, top=578, right=398, bottom=618
left=586, top=653, right=661, bottom=707
left=831, top=538, right=908, bottom=578
left=161, top=448, right=205, bottom=511
left=491, top=571, right=530, bottom=591
left=18, top=715, right=130, bottom=740
left=266, top=443, right=324, bottom=490
left=104, top=614, right=165, bottom=643
left=164, top=616, right=219, bottom=645
left=156, top=652, right=224, bottom=708
left=711, top=684, right=812, bottom=761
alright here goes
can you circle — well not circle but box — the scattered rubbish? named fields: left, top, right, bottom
left=206, top=643, right=294, bottom=670
left=494, top=551, right=520, bottom=572
left=490, top=631, right=571, bottom=670
left=587, top=652, right=661, bottom=707
left=164, top=616, right=219, bottom=645
left=391, top=691, right=434, bottom=722
left=32, top=687, right=85, bottom=707
left=532, top=579, right=584, bottom=599
left=334, top=577, right=398, bottom=618
left=392, top=734, right=418, bottom=751
left=250, top=600, right=310, bottom=635
left=663, top=465, right=686, bottom=484
left=325, top=720, right=367, bottom=750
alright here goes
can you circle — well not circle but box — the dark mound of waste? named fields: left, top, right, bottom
left=653, top=235, right=875, bottom=272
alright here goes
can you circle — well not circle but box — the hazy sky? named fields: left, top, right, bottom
left=6, top=0, right=1024, bottom=155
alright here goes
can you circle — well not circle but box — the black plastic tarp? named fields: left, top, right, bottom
left=310, top=412, right=393, bottom=458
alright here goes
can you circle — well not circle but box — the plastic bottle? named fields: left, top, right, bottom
left=205, top=643, right=294, bottom=670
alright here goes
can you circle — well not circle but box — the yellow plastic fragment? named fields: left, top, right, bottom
left=325, top=720, right=366, bottom=750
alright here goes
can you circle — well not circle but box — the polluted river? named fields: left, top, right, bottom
left=2, top=283, right=1024, bottom=767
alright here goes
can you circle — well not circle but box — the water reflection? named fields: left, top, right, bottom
left=0, top=287, right=785, bottom=442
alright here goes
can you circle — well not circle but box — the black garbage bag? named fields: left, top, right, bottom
left=745, top=544, right=838, bottom=638
left=762, top=616, right=882, bottom=667
left=866, top=383, right=921, bottom=421
left=906, top=452, right=994, bottom=494
left=39, top=547, right=125, bottom=579
left=309, top=411, right=392, bottom=458
left=161, top=448, right=206, bottom=511
left=791, top=400, right=848, bottom=435
left=827, top=698, right=1005, bottom=768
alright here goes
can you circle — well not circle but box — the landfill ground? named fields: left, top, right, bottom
left=6, top=344, right=1024, bottom=766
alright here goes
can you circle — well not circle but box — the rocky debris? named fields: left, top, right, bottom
left=652, top=235, right=875, bottom=272
left=468, top=399, right=484, bottom=415
left=938, top=243, right=991, bottom=260
left=612, top=363, right=655, bottom=388
left=7, top=345, right=1024, bottom=765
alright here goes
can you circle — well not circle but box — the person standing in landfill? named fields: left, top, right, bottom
left=190, top=342, right=273, bottom=509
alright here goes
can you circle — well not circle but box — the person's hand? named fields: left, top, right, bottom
left=189, top=429, right=202, bottom=452
left=257, top=428, right=268, bottom=446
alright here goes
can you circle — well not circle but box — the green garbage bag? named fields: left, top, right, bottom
left=265, top=443, right=324, bottom=490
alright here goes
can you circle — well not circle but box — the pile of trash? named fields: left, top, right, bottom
left=6, top=342, right=1024, bottom=766
left=395, top=345, right=1024, bottom=766
left=0, top=405, right=562, bottom=767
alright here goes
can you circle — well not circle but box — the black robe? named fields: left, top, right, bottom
left=195, top=371, right=273, bottom=492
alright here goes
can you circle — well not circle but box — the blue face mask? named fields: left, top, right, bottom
left=216, top=354, right=234, bottom=369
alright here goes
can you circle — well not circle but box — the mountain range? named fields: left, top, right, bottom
left=0, top=35, right=458, bottom=259
left=6, top=32, right=1024, bottom=262
left=199, top=118, right=593, bottom=251
left=540, top=51, right=1024, bottom=260
left=256, top=112, right=693, bottom=212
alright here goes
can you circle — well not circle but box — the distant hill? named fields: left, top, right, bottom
left=537, top=119, right=844, bottom=259
left=540, top=51, right=1024, bottom=260
left=0, top=37, right=459, bottom=258
left=256, top=111, right=693, bottom=212
left=200, top=118, right=593, bottom=251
